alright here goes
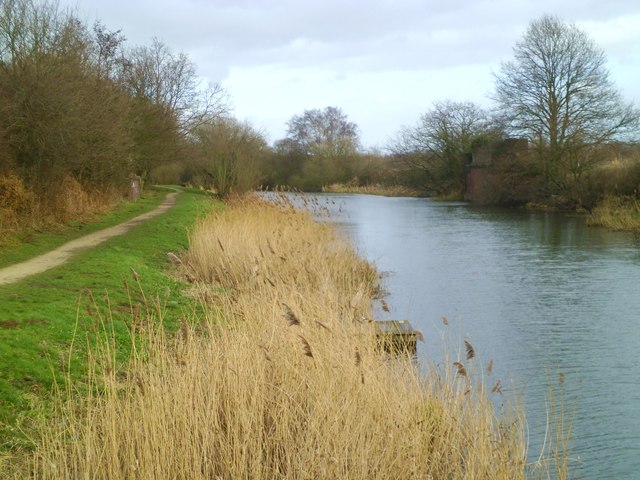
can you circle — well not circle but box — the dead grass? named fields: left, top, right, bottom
left=587, top=195, right=640, bottom=232
left=14, top=194, right=569, bottom=479
left=0, top=174, right=36, bottom=235
left=323, top=182, right=422, bottom=197
left=0, top=174, right=122, bottom=242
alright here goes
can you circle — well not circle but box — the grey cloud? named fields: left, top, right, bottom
left=66, top=0, right=640, bottom=74
left=60, top=0, right=640, bottom=145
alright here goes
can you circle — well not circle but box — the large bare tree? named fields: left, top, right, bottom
left=286, top=106, right=359, bottom=157
left=119, top=39, right=227, bottom=178
left=282, top=106, right=360, bottom=189
left=121, top=38, right=227, bottom=134
left=389, top=100, right=493, bottom=195
left=494, top=15, right=638, bottom=191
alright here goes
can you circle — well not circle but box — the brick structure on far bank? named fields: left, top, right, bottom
left=465, top=138, right=529, bottom=204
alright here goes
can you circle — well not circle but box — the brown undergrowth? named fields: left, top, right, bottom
left=18, top=195, right=568, bottom=479
left=0, top=174, right=122, bottom=242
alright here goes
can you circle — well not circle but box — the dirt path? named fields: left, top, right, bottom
left=0, top=191, right=180, bottom=286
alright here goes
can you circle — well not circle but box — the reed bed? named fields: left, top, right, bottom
left=322, top=182, right=421, bottom=197
left=23, top=195, right=565, bottom=479
left=587, top=195, right=640, bottom=232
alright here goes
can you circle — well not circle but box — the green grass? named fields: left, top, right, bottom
left=0, top=187, right=171, bottom=269
left=0, top=188, right=218, bottom=452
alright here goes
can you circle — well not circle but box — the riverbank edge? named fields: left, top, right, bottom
left=5, top=194, right=571, bottom=479
left=323, top=185, right=640, bottom=234
left=524, top=196, right=640, bottom=233
left=321, top=182, right=425, bottom=197
left=585, top=195, right=640, bottom=232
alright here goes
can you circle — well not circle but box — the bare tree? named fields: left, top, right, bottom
left=494, top=15, right=639, bottom=192
left=92, top=21, right=125, bottom=80
left=121, top=38, right=227, bottom=134
left=194, top=117, right=268, bottom=198
left=119, top=39, right=227, bottom=177
left=286, top=106, right=359, bottom=157
left=389, top=100, right=493, bottom=195
left=280, top=106, right=360, bottom=189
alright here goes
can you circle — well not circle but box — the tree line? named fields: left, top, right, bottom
left=386, top=15, right=639, bottom=207
left=264, top=15, right=640, bottom=209
left=0, top=0, right=261, bottom=233
left=1, top=5, right=638, bottom=233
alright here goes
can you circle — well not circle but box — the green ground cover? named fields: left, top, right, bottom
left=0, top=187, right=217, bottom=452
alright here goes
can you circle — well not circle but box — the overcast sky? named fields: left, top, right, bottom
left=62, top=0, right=640, bottom=148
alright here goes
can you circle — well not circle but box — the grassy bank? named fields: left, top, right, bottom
left=587, top=195, right=640, bottom=232
left=0, top=187, right=171, bottom=269
left=0, top=188, right=216, bottom=457
left=15, top=195, right=568, bottom=479
left=322, top=182, right=422, bottom=197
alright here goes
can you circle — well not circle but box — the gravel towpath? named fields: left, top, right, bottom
left=0, top=191, right=179, bottom=286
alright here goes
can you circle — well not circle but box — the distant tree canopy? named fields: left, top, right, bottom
left=494, top=15, right=639, bottom=195
left=267, top=106, right=362, bottom=190
left=286, top=106, right=359, bottom=157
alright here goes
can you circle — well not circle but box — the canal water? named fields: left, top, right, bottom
left=309, top=193, right=640, bottom=480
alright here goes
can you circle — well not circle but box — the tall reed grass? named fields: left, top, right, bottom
left=322, top=182, right=421, bottom=197
left=20, top=195, right=567, bottom=479
left=587, top=195, right=640, bottom=232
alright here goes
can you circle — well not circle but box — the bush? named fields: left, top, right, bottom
left=0, top=174, right=122, bottom=241
left=0, top=174, right=35, bottom=234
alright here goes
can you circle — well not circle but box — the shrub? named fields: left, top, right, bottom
left=0, top=174, right=35, bottom=234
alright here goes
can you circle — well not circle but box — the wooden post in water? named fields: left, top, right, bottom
left=374, top=320, right=418, bottom=355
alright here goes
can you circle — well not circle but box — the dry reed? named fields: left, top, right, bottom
left=587, top=195, right=640, bottom=232
left=322, top=182, right=421, bottom=197
left=20, top=195, right=568, bottom=479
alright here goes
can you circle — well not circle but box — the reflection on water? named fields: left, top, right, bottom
left=298, top=193, right=640, bottom=480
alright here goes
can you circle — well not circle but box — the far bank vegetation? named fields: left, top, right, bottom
left=265, top=17, right=640, bottom=233
left=266, top=16, right=640, bottom=230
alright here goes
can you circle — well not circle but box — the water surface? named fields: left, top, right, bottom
left=314, top=194, right=640, bottom=480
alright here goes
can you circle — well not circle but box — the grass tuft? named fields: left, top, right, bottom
left=322, top=182, right=422, bottom=197
left=587, top=195, right=640, bottom=232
